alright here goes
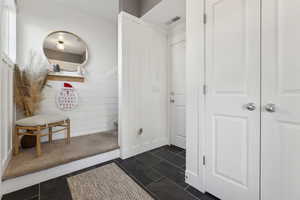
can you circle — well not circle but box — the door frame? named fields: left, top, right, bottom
left=0, top=0, right=4, bottom=197
left=185, top=0, right=206, bottom=192
left=167, top=21, right=186, bottom=148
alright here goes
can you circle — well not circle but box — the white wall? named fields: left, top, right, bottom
left=168, top=20, right=185, bottom=43
left=0, top=57, right=14, bottom=174
left=17, top=0, right=118, bottom=139
left=119, top=13, right=169, bottom=158
left=0, top=0, right=16, bottom=179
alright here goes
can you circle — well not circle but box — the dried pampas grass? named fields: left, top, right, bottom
left=15, top=53, right=49, bottom=117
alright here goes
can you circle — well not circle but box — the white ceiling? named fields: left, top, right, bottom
left=18, top=0, right=119, bottom=22
left=141, top=0, right=186, bottom=27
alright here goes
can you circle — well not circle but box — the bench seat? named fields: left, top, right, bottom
left=15, top=114, right=70, bottom=157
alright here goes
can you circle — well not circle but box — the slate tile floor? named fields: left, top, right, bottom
left=2, top=145, right=220, bottom=200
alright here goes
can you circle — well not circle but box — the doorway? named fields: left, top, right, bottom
left=169, top=36, right=186, bottom=149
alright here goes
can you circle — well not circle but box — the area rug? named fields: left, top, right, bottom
left=67, top=163, right=154, bottom=200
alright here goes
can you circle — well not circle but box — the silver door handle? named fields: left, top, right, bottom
left=265, top=103, right=276, bottom=113
left=245, top=103, right=256, bottom=111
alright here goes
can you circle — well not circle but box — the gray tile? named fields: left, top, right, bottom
left=40, top=177, right=72, bottom=200
left=116, top=157, right=163, bottom=186
left=27, top=197, right=39, bottom=200
left=178, top=150, right=186, bottom=158
left=152, top=161, right=187, bottom=188
left=114, top=157, right=138, bottom=172
left=154, top=148, right=185, bottom=168
left=202, top=193, right=221, bottom=200
left=135, top=152, right=162, bottom=167
left=2, top=185, right=39, bottom=200
left=147, top=178, right=198, bottom=200
left=186, top=186, right=204, bottom=199
left=165, top=145, right=184, bottom=154
left=150, top=146, right=168, bottom=154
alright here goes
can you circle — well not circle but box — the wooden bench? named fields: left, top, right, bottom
left=14, top=114, right=70, bottom=157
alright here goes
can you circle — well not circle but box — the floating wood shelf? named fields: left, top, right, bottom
left=47, top=74, right=84, bottom=83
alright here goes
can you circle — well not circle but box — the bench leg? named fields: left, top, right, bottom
left=14, top=127, right=20, bottom=155
left=36, top=133, right=42, bottom=157
left=66, top=119, right=71, bottom=144
left=48, top=127, right=53, bottom=144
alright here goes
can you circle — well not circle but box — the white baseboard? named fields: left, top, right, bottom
left=2, top=149, right=120, bottom=195
left=171, top=136, right=186, bottom=149
left=2, top=149, right=12, bottom=175
left=121, top=137, right=169, bottom=159
left=185, top=169, right=205, bottom=193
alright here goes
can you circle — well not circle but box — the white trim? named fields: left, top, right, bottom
left=185, top=0, right=206, bottom=192
left=2, top=149, right=120, bottom=194
left=168, top=22, right=186, bottom=43
left=1, top=149, right=12, bottom=175
left=121, top=138, right=169, bottom=159
left=0, top=2, right=4, bottom=197
left=185, top=170, right=205, bottom=192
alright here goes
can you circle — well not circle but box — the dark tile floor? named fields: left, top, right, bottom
left=2, top=145, right=220, bottom=200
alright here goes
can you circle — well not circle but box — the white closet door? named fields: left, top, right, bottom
left=261, top=1, right=300, bottom=200
left=170, top=41, right=186, bottom=149
left=205, top=0, right=260, bottom=200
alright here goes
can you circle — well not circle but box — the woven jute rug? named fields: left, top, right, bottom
left=67, top=163, right=154, bottom=200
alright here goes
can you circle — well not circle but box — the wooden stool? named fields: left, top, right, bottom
left=14, top=114, right=70, bottom=157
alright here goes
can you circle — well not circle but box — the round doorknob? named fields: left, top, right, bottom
left=265, top=103, right=276, bottom=113
left=245, top=103, right=256, bottom=111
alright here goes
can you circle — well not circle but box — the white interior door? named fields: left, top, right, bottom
left=205, top=0, right=261, bottom=199
left=261, top=1, right=300, bottom=200
left=170, top=40, right=186, bottom=149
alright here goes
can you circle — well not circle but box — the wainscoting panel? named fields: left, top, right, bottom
left=0, top=56, right=14, bottom=174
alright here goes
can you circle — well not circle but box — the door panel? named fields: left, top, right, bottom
left=170, top=41, right=186, bottom=149
left=261, top=1, right=300, bottom=200
left=205, top=0, right=260, bottom=199
left=213, top=115, right=248, bottom=187
left=211, top=0, right=247, bottom=94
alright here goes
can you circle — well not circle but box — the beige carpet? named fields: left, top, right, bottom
left=67, top=163, right=154, bottom=200
left=3, top=132, right=119, bottom=180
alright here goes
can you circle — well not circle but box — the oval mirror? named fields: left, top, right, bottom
left=43, top=31, right=88, bottom=76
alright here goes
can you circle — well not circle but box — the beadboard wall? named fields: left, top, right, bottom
left=1, top=0, right=16, bottom=181
left=17, top=0, right=118, bottom=139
